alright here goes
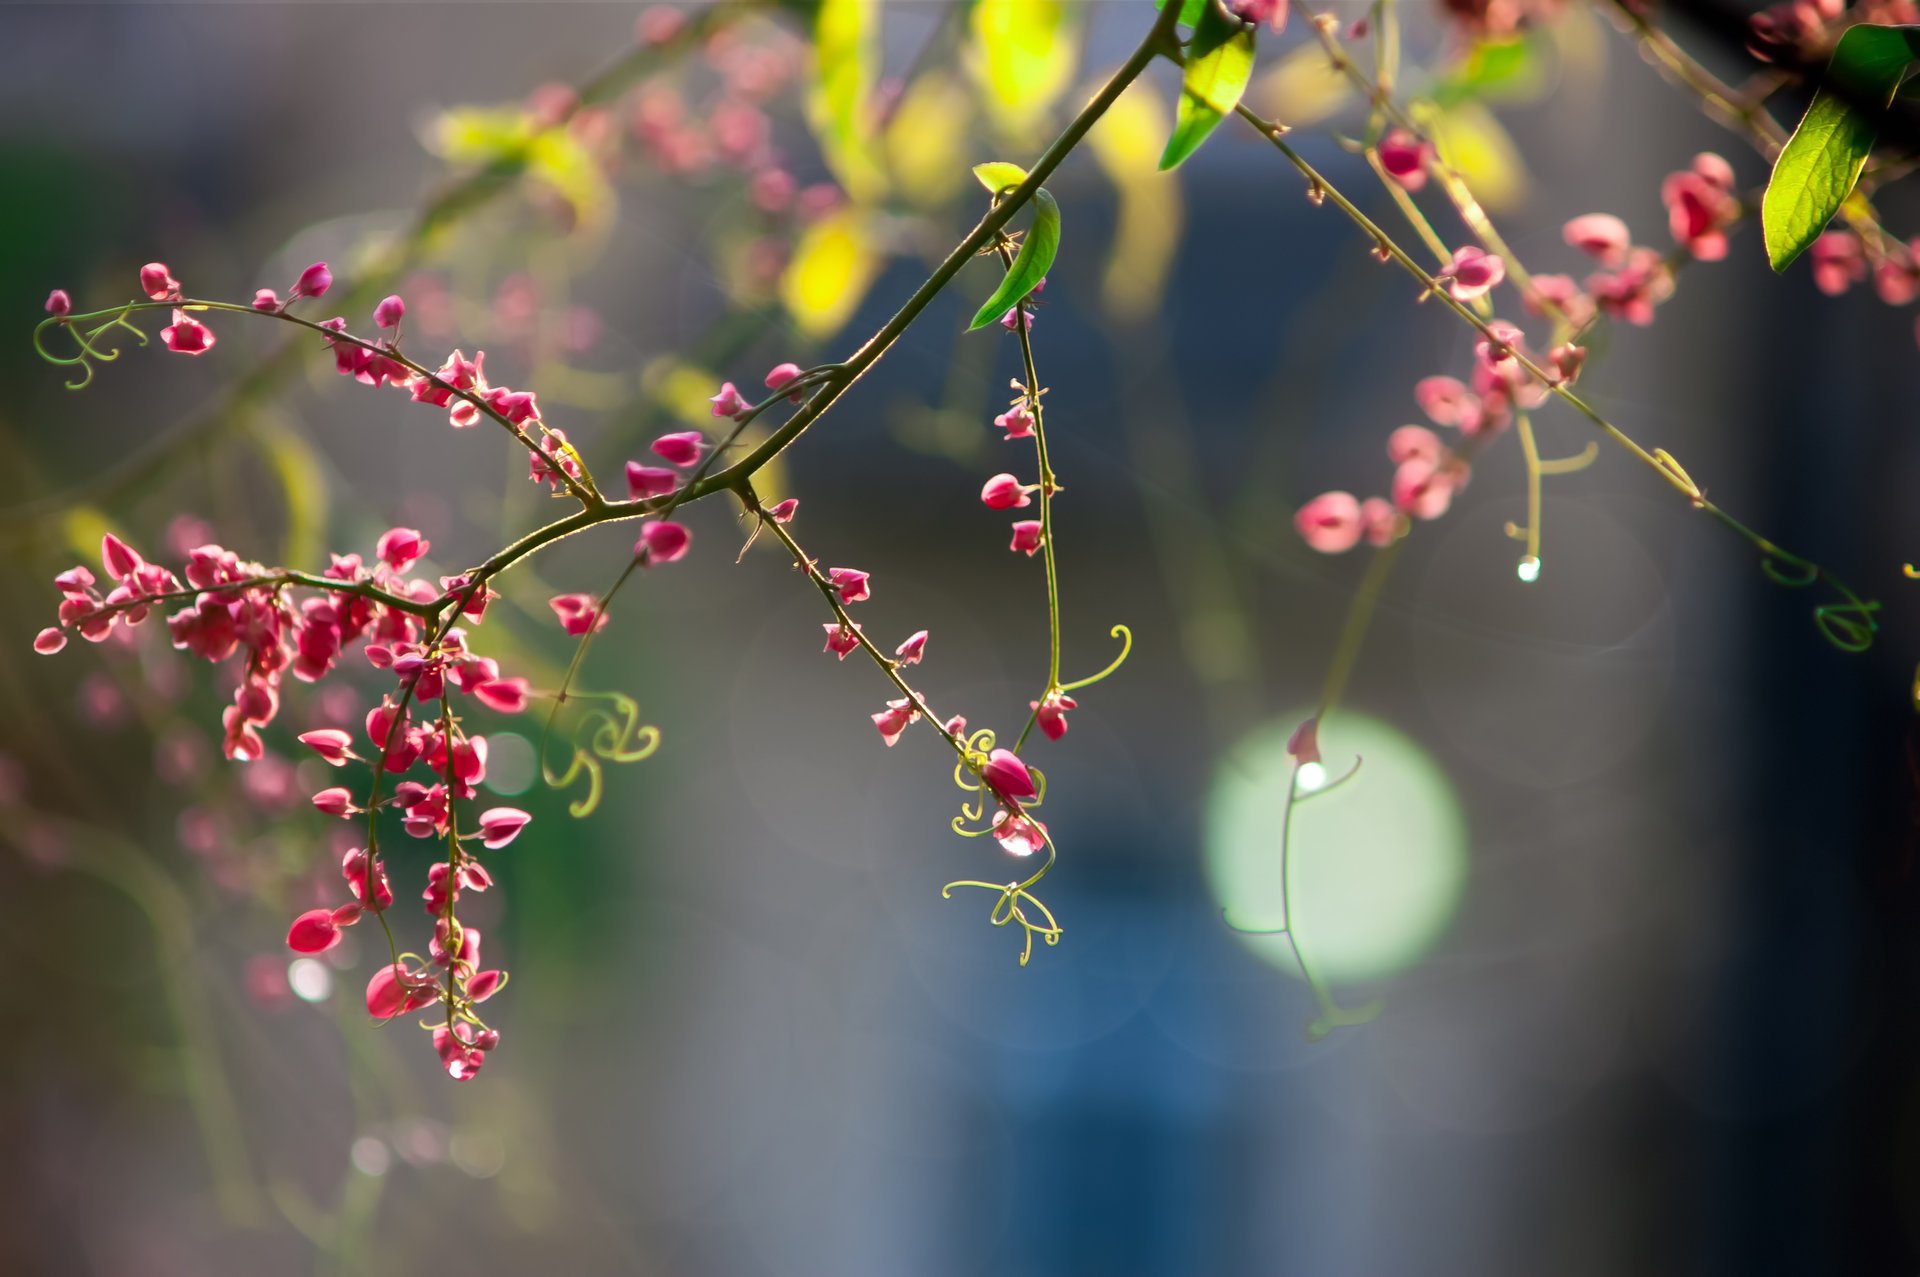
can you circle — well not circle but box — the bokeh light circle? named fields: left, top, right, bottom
left=1205, top=711, right=1468, bottom=985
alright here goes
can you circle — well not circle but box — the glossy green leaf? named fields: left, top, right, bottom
left=968, top=188, right=1060, bottom=331
left=1762, top=23, right=1920, bottom=271
left=1159, top=3, right=1257, bottom=171
left=1155, top=0, right=1212, bottom=26
left=973, top=161, right=1029, bottom=195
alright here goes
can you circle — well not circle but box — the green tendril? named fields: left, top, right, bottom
left=541, top=691, right=662, bottom=817
left=1058, top=623, right=1133, bottom=692
left=941, top=836, right=1063, bottom=966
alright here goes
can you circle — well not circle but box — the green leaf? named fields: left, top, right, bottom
left=968, top=188, right=1061, bottom=331
left=809, top=0, right=887, bottom=199
left=1159, top=2, right=1257, bottom=170
left=1429, top=36, right=1542, bottom=109
left=973, top=161, right=1029, bottom=195
left=1155, top=0, right=1212, bottom=26
left=1762, top=23, right=1920, bottom=271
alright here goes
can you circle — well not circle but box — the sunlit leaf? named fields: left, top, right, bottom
left=1253, top=40, right=1354, bottom=127
left=968, top=188, right=1061, bottom=331
left=808, top=0, right=887, bottom=201
left=1416, top=100, right=1529, bottom=212
left=430, top=106, right=610, bottom=232
left=973, top=161, right=1029, bottom=194
left=1762, top=23, right=1920, bottom=271
left=1161, top=2, right=1257, bottom=170
left=884, top=70, right=972, bottom=206
left=1088, top=77, right=1184, bottom=321
left=1430, top=37, right=1542, bottom=108
left=969, top=0, right=1079, bottom=140
left=780, top=206, right=882, bottom=339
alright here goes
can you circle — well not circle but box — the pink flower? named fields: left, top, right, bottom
left=294, top=261, right=332, bottom=299
left=140, top=262, right=179, bottom=301
left=1587, top=247, right=1675, bottom=325
left=33, top=627, right=67, bottom=654
left=376, top=527, right=428, bottom=570
left=768, top=497, right=799, bottom=523
left=161, top=309, right=215, bottom=355
left=872, top=697, right=920, bottom=746
left=366, top=962, right=440, bottom=1020
left=312, top=787, right=354, bottom=817
left=374, top=294, right=406, bottom=328
left=1392, top=457, right=1458, bottom=520
left=1386, top=425, right=1443, bottom=466
left=472, top=678, right=530, bottom=714
left=895, top=630, right=927, bottom=665
left=1438, top=246, right=1505, bottom=302
left=1378, top=129, right=1428, bottom=191
left=549, top=593, right=606, bottom=635
left=652, top=431, right=705, bottom=466
left=1228, top=0, right=1289, bottom=31
left=709, top=381, right=750, bottom=418
left=1809, top=231, right=1867, bottom=296
left=637, top=520, right=692, bottom=564
left=1524, top=274, right=1596, bottom=329
left=1293, top=491, right=1363, bottom=553
left=1287, top=716, right=1322, bottom=765
left=45, top=289, right=71, bottom=317
left=764, top=362, right=803, bottom=397
left=1000, top=306, right=1034, bottom=333
left=980, top=747, right=1038, bottom=801
left=1009, top=521, right=1044, bottom=556
left=287, top=908, right=343, bottom=954
left=477, top=807, right=531, bottom=849
left=1030, top=689, right=1078, bottom=741
left=1562, top=213, right=1631, bottom=267
left=1661, top=154, right=1739, bottom=261
left=995, top=404, right=1035, bottom=440
left=823, top=622, right=863, bottom=659
left=298, top=728, right=357, bottom=766
left=252, top=289, right=281, bottom=311
left=1549, top=342, right=1587, bottom=385
left=626, top=462, right=678, bottom=500
left=828, top=567, right=871, bottom=603
left=992, top=809, right=1049, bottom=857
left=980, top=473, right=1032, bottom=509
left=1413, top=376, right=1483, bottom=431
left=1360, top=498, right=1398, bottom=548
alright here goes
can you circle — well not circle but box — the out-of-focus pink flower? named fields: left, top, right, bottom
left=374, top=295, right=407, bottom=328
left=1439, top=246, right=1505, bottom=301
left=549, top=593, right=607, bottom=635
left=45, top=289, right=71, bottom=317
left=1809, top=230, right=1868, bottom=296
left=1293, top=491, right=1363, bottom=553
left=1378, top=128, right=1428, bottom=191
left=709, top=381, right=750, bottom=418
left=768, top=498, right=799, bottom=523
left=637, top=520, right=691, bottom=564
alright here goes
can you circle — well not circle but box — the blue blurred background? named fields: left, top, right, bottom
left=3, top=1, right=1920, bottom=1273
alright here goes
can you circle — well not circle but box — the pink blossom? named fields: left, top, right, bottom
left=1392, top=457, right=1458, bottom=520
left=709, top=381, right=750, bottom=418
left=626, top=462, right=678, bottom=500
left=1549, top=342, right=1587, bottom=385
left=981, top=747, right=1038, bottom=801
left=1438, top=246, right=1505, bottom=302
left=637, top=520, right=692, bottom=564
left=872, top=697, right=920, bottom=746
left=652, top=431, right=705, bottom=466
left=895, top=630, right=927, bottom=665
left=995, top=403, right=1035, bottom=439
left=374, top=294, right=406, bottom=328
left=827, top=567, right=871, bottom=603
left=294, top=261, right=332, bottom=299
left=1378, top=129, right=1428, bottom=191
left=366, top=962, right=440, bottom=1020
left=33, top=626, right=67, bottom=654
left=1524, top=274, right=1596, bottom=329
left=823, top=622, right=863, bottom=659
left=161, top=309, right=215, bottom=355
left=1228, top=0, right=1290, bottom=31
left=1563, top=213, right=1631, bottom=267
left=1414, top=376, right=1483, bottom=431
left=376, top=527, right=429, bottom=570
left=312, top=787, right=354, bottom=817
left=1387, top=425, right=1443, bottom=466
left=992, top=809, right=1049, bottom=857
left=764, top=361, right=803, bottom=397
left=477, top=807, right=531, bottom=849
left=768, top=497, right=799, bottom=523
left=298, top=728, right=357, bottom=766
left=1587, top=247, right=1675, bottom=325
left=473, top=678, right=530, bottom=713
left=1000, top=306, right=1034, bottom=333
left=981, top=473, right=1032, bottom=509
left=1030, top=689, right=1078, bottom=741
left=252, top=289, right=281, bottom=311
left=287, top=908, right=343, bottom=954
left=1009, top=520, right=1044, bottom=556
left=1293, top=491, right=1363, bottom=553
left=140, top=262, right=180, bottom=301
left=1287, top=716, right=1322, bottom=765
left=1661, top=154, right=1739, bottom=261
left=45, top=289, right=71, bottom=317
left=1809, top=231, right=1867, bottom=296
left=549, top=593, right=606, bottom=635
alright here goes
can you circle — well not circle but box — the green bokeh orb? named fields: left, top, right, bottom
left=1205, top=711, right=1468, bottom=985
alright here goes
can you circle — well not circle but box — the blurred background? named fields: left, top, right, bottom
left=3, top=1, right=1920, bottom=1273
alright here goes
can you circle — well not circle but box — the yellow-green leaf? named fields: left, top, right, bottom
left=1160, top=3, right=1257, bottom=170
left=973, top=161, right=1029, bottom=194
left=1762, top=24, right=1920, bottom=271
left=968, top=189, right=1061, bottom=331
left=969, top=0, right=1079, bottom=140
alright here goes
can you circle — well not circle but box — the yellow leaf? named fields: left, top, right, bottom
left=1087, top=77, right=1184, bottom=322
left=780, top=207, right=881, bottom=340
left=808, top=0, right=888, bottom=202
left=968, top=0, right=1079, bottom=141
left=1253, top=41, right=1354, bottom=128
left=1417, top=100, right=1529, bottom=212
left=885, top=71, right=973, bottom=206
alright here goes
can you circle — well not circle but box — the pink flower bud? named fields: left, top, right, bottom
left=764, top=362, right=803, bottom=394
left=651, top=431, right=704, bottom=467
left=827, top=567, right=870, bottom=603
left=895, top=630, right=928, bottom=665
left=140, top=262, right=179, bottom=301
left=252, top=289, right=281, bottom=311
left=294, top=261, right=332, bottom=299
left=312, top=787, right=355, bottom=817
left=980, top=748, right=1038, bottom=801
left=374, top=294, right=406, bottom=328
left=33, top=628, right=67, bottom=654
left=1386, top=425, right=1443, bottom=467
left=473, top=678, right=531, bottom=714
left=1378, top=129, right=1428, bottom=191
left=637, top=520, right=691, bottom=564
left=709, top=381, right=749, bottom=418
left=768, top=498, right=799, bottom=523
left=1293, top=491, right=1363, bottom=554
left=1287, top=716, right=1322, bottom=766
left=287, top=908, right=343, bottom=954
left=1360, top=497, right=1400, bottom=547
left=1391, top=457, right=1457, bottom=520
left=549, top=593, right=605, bottom=636
left=1439, top=246, right=1505, bottom=302
left=298, top=728, right=357, bottom=766
left=1562, top=213, right=1631, bottom=267
left=626, top=462, right=678, bottom=500
left=375, top=527, right=429, bottom=571
left=466, top=969, right=505, bottom=1003
left=477, top=807, right=531, bottom=849
left=980, top=473, right=1032, bottom=509
left=45, top=290, right=71, bottom=317
left=1009, top=520, right=1044, bottom=557
left=1030, top=689, right=1078, bottom=741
